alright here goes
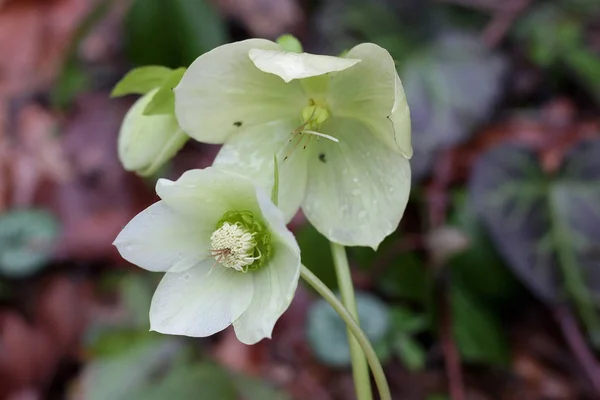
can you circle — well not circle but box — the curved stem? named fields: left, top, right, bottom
left=301, top=265, right=391, bottom=400
left=330, top=242, right=372, bottom=400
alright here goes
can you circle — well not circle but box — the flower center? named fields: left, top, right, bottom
left=210, top=222, right=259, bottom=272
left=210, top=210, right=272, bottom=273
left=283, top=101, right=337, bottom=161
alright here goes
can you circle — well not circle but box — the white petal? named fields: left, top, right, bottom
left=390, top=73, right=412, bottom=158
left=174, top=39, right=306, bottom=144
left=213, top=119, right=309, bottom=222
left=327, top=43, right=409, bottom=155
left=249, top=49, right=360, bottom=83
left=150, top=260, right=254, bottom=337
left=156, top=167, right=263, bottom=221
left=113, top=202, right=211, bottom=272
left=233, top=191, right=300, bottom=344
left=303, top=118, right=411, bottom=249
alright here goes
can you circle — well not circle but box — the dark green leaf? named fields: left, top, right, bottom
left=125, top=0, right=227, bottom=68
left=470, top=140, right=600, bottom=345
left=306, top=292, right=390, bottom=366
left=393, top=334, right=426, bottom=371
left=0, top=209, right=60, bottom=278
left=389, top=306, right=430, bottom=334
left=377, top=253, right=429, bottom=302
left=111, top=66, right=174, bottom=97
left=297, top=224, right=337, bottom=290
left=451, top=284, right=510, bottom=366
left=142, top=68, right=186, bottom=116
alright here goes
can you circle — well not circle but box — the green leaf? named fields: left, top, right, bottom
left=470, top=140, right=600, bottom=346
left=234, top=375, right=290, bottom=400
left=276, top=34, right=303, bottom=53
left=0, top=209, right=60, bottom=278
left=448, top=190, right=523, bottom=305
left=125, top=0, right=227, bottom=68
left=306, top=291, right=390, bottom=367
left=377, top=253, right=429, bottom=302
left=142, top=68, right=186, bottom=116
left=451, top=283, right=510, bottom=366
left=389, top=306, right=430, bottom=334
left=297, top=224, right=337, bottom=290
left=393, top=334, right=426, bottom=371
left=111, top=66, right=174, bottom=97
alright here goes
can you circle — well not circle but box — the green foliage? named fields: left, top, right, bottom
left=142, top=68, right=186, bottom=116
left=470, top=140, right=600, bottom=347
left=451, top=283, right=510, bottom=366
left=111, top=66, right=175, bottom=97
left=297, top=223, right=337, bottom=289
left=377, top=253, right=429, bottom=302
left=0, top=209, right=60, bottom=278
left=125, top=0, right=227, bottom=68
left=306, top=291, right=390, bottom=366
left=514, top=3, right=600, bottom=102
left=388, top=307, right=430, bottom=371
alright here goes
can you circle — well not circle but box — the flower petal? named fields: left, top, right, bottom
left=327, top=43, right=410, bottom=155
left=213, top=119, right=309, bottom=222
left=156, top=167, right=263, bottom=221
left=389, top=73, right=412, bottom=158
left=174, top=39, right=306, bottom=144
left=303, top=118, right=411, bottom=249
left=113, top=201, right=211, bottom=272
left=249, top=49, right=360, bottom=83
left=233, top=188, right=300, bottom=344
left=150, top=260, right=254, bottom=337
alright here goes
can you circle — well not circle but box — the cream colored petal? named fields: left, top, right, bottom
left=249, top=49, right=360, bottom=83
left=303, top=118, right=411, bottom=249
left=113, top=201, right=211, bottom=272
left=174, top=39, right=306, bottom=144
left=150, top=259, right=253, bottom=337
left=213, top=119, right=309, bottom=222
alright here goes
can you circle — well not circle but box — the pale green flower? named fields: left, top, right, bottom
left=174, top=39, right=412, bottom=249
left=113, top=167, right=301, bottom=344
left=118, top=89, right=188, bottom=176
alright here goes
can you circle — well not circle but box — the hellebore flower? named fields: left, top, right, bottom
left=174, top=39, right=412, bottom=249
left=118, top=89, right=188, bottom=176
left=113, top=167, right=301, bottom=344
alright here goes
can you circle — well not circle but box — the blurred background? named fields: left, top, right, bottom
left=1, top=0, right=600, bottom=399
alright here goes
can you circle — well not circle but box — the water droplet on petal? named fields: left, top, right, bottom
left=351, top=189, right=360, bottom=196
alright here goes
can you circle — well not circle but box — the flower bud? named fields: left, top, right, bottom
left=118, top=89, right=188, bottom=176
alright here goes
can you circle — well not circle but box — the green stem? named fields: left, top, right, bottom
left=330, top=242, right=373, bottom=400
left=300, top=266, right=391, bottom=400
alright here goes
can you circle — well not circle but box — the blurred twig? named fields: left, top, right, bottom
left=554, top=305, right=600, bottom=396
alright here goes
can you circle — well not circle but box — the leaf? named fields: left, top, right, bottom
left=306, top=291, right=390, bottom=366
left=297, top=224, right=337, bottom=290
left=402, top=31, right=506, bottom=180
left=469, top=140, right=600, bottom=345
left=276, top=34, right=303, bottom=53
left=451, top=283, right=510, bottom=366
left=234, top=375, right=290, bottom=400
left=448, top=190, right=524, bottom=305
left=0, top=209, right=60, bottom=278
left=78, top=338, right=183, bottom=400
left=125, top=0, right=227, bottom=68
left=377, top=253, right=429, bottom=302
left=142, top=68, right=186, bottom=116
left=393, top=334, right=426, bottom=371
left=111, top=66, right=175, bottom=97
left=389, top=306, right=430, bottom=334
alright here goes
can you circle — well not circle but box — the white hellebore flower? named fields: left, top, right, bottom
left=175, top=39, right=412, bottom=249
left=113, top=167, right=301, bottom=344
left=118, top=88, right=188, bottom=176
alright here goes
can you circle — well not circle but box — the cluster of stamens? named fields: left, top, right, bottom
left=210, top=222, right=260, bottom=272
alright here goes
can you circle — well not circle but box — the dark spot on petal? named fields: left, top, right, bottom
left=319, top=153, right=326, bottom=163
left=233, top=121, right=242, bottom=127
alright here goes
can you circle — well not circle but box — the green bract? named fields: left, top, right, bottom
left=113, top=167, right=301, bottom=344
left=118, top=89, right=188, bottom=176
left=174, top=39, right=412, bottom=249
